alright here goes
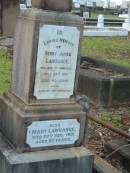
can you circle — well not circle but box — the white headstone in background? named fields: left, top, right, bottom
left=34, top=25, right=80, bottom=100
left=97, top=14, right=104, bottom=29
left=26, top=0, right=32, bottom=7
left=103, top=1, right=108, bottom=9
left=20, top=0, right=32, bottom=9
left=83, top=12, right=89, bottom=19
left=87, top=0, right=93, bottom=7
left=122, top=2, right=130, bottom=31
left=20, top=4, right=27, bottom=10
left=74, top=2, right=80, bottom=8
left=26, top=119, right=80, bottom=148
left=96, top=1, right=103, bottom=8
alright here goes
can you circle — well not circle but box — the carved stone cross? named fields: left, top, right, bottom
left=32, top=0, right=72, bottom=11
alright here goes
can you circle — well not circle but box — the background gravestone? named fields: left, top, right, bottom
left=0, top=0, right=19, bottom=36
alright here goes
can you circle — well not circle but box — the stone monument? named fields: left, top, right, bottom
left=0, top=0, right=93, bottom=172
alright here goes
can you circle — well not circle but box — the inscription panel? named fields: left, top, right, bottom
left=34, top=25, right=80, bottom=99
left=26, top=119, right=80, bottom=148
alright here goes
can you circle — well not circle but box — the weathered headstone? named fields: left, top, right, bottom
left=2, top=0, right=19, bottom=36
left=0, top=0, right=93, bottom=172
left=97, top=14, right=104, bottom=29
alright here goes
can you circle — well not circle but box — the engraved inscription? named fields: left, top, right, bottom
left=34, top=25, right=80, bottom=99
left=26, top=119, right=80, bottom=148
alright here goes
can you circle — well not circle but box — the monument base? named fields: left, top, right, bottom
left=0, top=92, right=87, bottom=152
left=0, top=132, right=93, bottom=173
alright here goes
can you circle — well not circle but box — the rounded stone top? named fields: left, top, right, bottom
left=32, top=0, right=72, bottom=12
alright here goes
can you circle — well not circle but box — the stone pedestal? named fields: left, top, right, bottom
left=0, top=92, right=87, bottom=152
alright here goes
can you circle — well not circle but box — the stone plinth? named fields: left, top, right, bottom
left=0, top=92, right=87, bottom=152
left=0, top=132, right=93, bottom=173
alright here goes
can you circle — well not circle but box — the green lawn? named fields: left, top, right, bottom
left=0, top=37, right=130, bottom=95
left=91, top=12, right=121, bottom=19
left=0, top=49, right=11, bottom=95
left=82, top=37, right=130, bottom=68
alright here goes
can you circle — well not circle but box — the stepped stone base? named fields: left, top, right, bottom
left=0, top=132, right=93, bottom=173
left=0, top=92, right=87, bottom=152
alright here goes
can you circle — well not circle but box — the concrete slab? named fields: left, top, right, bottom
left=94, top=155, right=121, bottom=173
left=105, top=139, right=130, bottom=171
left=0, top=132, right=94, bottom=173
left=78, top=57, right=130, bottom=106
left=106, top=139, right=130, bottom=160
left=83, top=28, right=128, bottom=37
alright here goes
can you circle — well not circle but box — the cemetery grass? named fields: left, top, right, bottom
left=82, top=37, right=130, bottom=171
left=87, top=104, right=130, bottom=171
left=82, top=37, right=130, bottom=68
left=0, top=49, right=11, bottom=95
left=91, top=12, right=120, bottom=19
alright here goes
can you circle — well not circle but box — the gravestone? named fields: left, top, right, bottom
left=83, top=11, right=90, bottom=19
left=97, top=14, right=104, bottom=29
left=2, top=0, right=19, bottom=36
left=0, top=0, right=93, bottom=172
left=122, top=1, right=130, bottom=35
